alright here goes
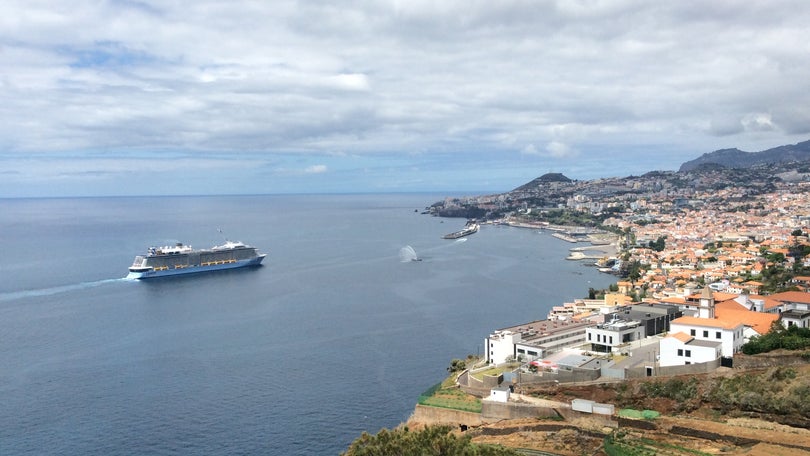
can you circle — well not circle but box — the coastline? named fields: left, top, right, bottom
left=495, top=220, right=621, bottom=264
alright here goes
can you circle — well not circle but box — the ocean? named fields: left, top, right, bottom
left=0, top=194, right=616, bottom=455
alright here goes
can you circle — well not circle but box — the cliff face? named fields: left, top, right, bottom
left=679, top=139, right=810, bottom=171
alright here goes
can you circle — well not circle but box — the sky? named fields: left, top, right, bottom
left=1, top=1, right=810, bottom=197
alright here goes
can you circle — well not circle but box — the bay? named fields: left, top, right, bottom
left=0, top=194, right=616, bottom=455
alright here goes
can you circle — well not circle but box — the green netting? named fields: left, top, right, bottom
left=618, top=409, right=659, bottom=420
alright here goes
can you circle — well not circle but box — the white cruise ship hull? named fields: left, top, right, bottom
left=127, top=254, right=266, bottom=279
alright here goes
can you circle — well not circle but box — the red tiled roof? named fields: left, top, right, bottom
left=715, top=300, right=779, bottom=335
left=770, top=291, right=810, bottom=305
left=670, top=332, right=694, bottom=343
left=671, top=316, right=743, bottom=330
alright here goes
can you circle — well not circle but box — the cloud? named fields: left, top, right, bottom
left=546, top=141, right=577, bottom=158
left=742, top=113, right=776, bottom=132
left=1, top=0, right=809, bottom=196
left=305, top=164, right=328, bottom=174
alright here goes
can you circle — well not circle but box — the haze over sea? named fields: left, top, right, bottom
left=0, top=194, right=615, bottom=455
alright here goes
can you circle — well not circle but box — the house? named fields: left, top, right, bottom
left=669, top=289, right=746, bottom=358
left=769, top=291, right=810, bottom=312
left=781, top=309, right=810, bottom=329
left=659, top=332, right=722, bottom=367
left=715, top=297, right=779, bottom=343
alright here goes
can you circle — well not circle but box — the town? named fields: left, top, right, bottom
left=407, top=148, right=810, bottom=454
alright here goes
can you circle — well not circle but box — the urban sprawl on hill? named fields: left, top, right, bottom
left=351, top=140, right=810, bottom=456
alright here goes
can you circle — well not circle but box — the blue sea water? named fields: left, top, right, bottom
left=0, top=194, right=616, bottom=455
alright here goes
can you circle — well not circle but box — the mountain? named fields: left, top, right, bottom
left=511, top=172, right=572, bottom=192
left=679, top=139, right=810, bottom=172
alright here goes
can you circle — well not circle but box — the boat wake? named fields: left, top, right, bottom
left=0, top=278, right=130, bottom=302
left=399, top=245, right=419, bottom=262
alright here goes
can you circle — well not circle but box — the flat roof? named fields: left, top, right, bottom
left=687, top=338, right=722, bottom=348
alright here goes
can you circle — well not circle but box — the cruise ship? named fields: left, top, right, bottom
left=127, top=241, right=266, bottom=279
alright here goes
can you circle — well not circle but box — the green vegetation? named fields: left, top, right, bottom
left=342, top=425, right=520, bottom=456
left=471, top=363, right=518, bottom=381
left=638, top=377, right=698, bottom=403
left=604, top=431, right=712, bottom=456
left=742, top=321, right=810, bottom=354
left=418, top=376, right=482, bottom=413
left=705, top=366, right=810, bottom=416
left=648, top=236, right=666, bottom=252
left=618, top=409, right=660, bottom=420
left=448, top=358, right=467, bottom=373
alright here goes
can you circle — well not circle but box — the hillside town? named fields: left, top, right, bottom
left=413, top=157, right=810, bottom=453
left=341, top=141, right=810, bottom=456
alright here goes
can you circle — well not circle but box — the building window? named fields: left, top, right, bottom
left=609, top=336, right=613, bottom=344
left=716, top=331, right=721, bottom=339
left=703, top=330, right=709, bottom=337
left=527, top=351, right=537, bottom=356
left=690, top=329, right=696, bottom=336
left=685, top=361, right=691, bottom=365
left=677, top=349, right=683, bottom=356
left=685, top=350, right=691, bottom=357
left=517, top=349, right=525, bottom=354
left=588, top=333, right=592, bottom=341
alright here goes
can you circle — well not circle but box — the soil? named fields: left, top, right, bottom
left=436, top=361, right=810, bottom=455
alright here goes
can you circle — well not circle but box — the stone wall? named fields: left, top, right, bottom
left=734, top=352, right=810, bottom=369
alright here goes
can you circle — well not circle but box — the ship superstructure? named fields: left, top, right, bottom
left=127, top=241, right=266, bottom=279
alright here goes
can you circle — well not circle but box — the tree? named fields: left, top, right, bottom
left=447, top=358, right=466, bottom=373
left=649, top=236, right=666, bottom=252
left=343, top=426, right=520, bottom=455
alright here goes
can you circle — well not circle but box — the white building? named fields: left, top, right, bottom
left=668, top=288, right=745, bottom=358
left=485, top=319, right=594, bottom=365
left=782, top=309, right=810, bottom=329
left=488, top=384, right=511, bottom=403
left=659, top=332, right=722, bottom=367
left=585, top=317, right=642, bottom=353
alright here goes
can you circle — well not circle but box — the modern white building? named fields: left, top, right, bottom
left=585, top=316, right=642, bottom=353
left=585, top=303, right=682, bottom=353
left=485, top=319, right=594, bottom=365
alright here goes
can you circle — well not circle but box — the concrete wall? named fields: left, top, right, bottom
left=407, top=404, right=485, bottom=427
left=481, top=401, right=560, bottom=420
left=625, top=358, right=721, bottom=379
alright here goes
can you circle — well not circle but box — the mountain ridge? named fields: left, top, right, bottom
left=679, top=139, right=810, bottom=171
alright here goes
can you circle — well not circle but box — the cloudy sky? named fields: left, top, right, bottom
left=2, top=0, right=809, bottom=197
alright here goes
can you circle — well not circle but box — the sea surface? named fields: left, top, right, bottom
left=0, top=194, right=616, bottom=455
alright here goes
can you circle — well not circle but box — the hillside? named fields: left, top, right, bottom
left=679, top=139, right=810, bottom=171
left=406, top=359, right=810, bottom=455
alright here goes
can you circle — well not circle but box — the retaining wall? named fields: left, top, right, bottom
left=481, top=400, right=559, bottom=420
left=407, top=404, right=485, bottom=427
